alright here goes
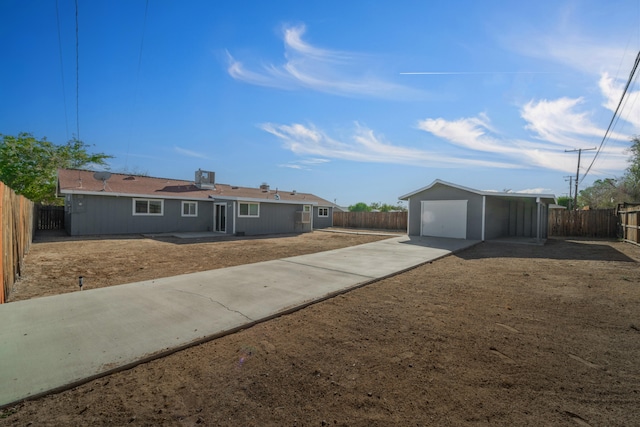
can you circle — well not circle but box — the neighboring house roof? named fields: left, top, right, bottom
left=399, top=179, right=556, bottom=204
left=57, top=169, right=335, bottom=206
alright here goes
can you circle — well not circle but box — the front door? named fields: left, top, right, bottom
left=214, top=203, right=226, bottom=232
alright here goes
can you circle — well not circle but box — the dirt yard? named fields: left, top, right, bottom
left=2, top=232, right=640, bottom=426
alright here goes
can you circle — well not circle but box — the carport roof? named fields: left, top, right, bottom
left=399, top=179, right=556, bottom=204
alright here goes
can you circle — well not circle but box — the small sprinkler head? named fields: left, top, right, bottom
left=79, top=276, right=84, bottom=290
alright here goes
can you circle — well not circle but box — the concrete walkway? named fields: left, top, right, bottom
left=0, top=235, right=478, bottom=407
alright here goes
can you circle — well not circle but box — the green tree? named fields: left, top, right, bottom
left=379, top=203, right=407, bottom=212
left=0, top=132, right=112, bottom=204
left=348, top=202, right=371, bottom=212
left=623, top=135, right=640, bottom=201
left=576, top=136, right=640, bottom=207
left=556, top=196, right=573, bottom=209
left=578, top=178, right=621, bottom=208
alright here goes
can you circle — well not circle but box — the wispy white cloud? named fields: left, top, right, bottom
left=278, top=163, right=305, bottom=170
left=261, top=121, right=518, bottom=169
left=515, top=187, right=552, bottom=194
left=227, top=24, right=419, bottom=99
left=520, top=97, right=626, bottom=146
left=174, top=146, right=210, bottom=159
left=599, top=72, right=640, bottom=130
left=415, top=92, right=631, bottom=174
left=499, top=8, right=634, bottom=77
left=278, top=158, right=330, bottom=170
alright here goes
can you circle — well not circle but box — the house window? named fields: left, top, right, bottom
left=133, top=199, right=164, bottom=216
left=181, top=201, right=198, bottom=217
left=318, top=207, right=329, bottom=217
left=239, top=202, right=259, bottom=217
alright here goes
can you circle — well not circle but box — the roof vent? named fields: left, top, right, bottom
left=260, top=183, right=270, bottom=192
left=291, top=190, right=297, bottom=195
left=195, top=169, right=215, bottom=189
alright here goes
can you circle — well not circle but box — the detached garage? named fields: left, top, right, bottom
left=399, top=180, right=556, bottom=241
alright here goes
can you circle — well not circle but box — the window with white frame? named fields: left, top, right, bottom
left=238, top=202, right=259, bottom=217
left=133, top=199, right=164, bottom=216
left=181, top=201, right=198, bottom=217
left=318, top=207, right=329, bottom=217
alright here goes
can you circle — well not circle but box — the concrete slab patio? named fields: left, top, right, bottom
left=0, top=235, right=479, bottom=407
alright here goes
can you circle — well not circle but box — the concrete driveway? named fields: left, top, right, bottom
left=0, top=235, right=478, bottom=407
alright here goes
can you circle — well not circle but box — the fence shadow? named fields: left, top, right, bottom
left=456, top=238, right=638, bottom=263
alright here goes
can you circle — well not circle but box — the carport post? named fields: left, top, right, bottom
left=536, top=197, right=541, bottom=240
left=481, top=195, right=486, bottom=241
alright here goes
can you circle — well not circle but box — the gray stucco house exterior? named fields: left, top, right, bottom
left=58, top=169, right=335, bottom=236
left=399, top=179, right=556, bottom=241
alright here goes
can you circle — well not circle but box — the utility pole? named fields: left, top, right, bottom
left=563, top=175, right=574, bottom=209
left=565, top=147, right=596, bottom=209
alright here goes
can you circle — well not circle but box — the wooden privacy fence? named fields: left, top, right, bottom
left=333, top=211, right=407, bottom=231
left=547, top=208, right=618, bottom=238
left=0, top=182, right=34, bottom=303
left=619, top=206, right=640, bottom=245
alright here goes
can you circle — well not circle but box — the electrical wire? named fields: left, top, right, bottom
left=55, top=0, right=69, bottom=140
left=581, top=50, right=640, bottom=183
left=75, top=0, right=80, bottom=140
left=125, top=0, right=149, bottom=169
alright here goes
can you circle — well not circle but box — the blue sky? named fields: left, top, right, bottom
left=2, top=1, right=639, bottom=207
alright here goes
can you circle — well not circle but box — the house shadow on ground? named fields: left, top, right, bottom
left=32, top=229, right=307, bottom=245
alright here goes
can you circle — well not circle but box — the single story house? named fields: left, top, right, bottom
left=57, top=169, right=336, bottom=236
left=399, top=179, right=556, bottom=241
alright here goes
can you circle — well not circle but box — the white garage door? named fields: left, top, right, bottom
left=420, top=200, right=467, bottom=239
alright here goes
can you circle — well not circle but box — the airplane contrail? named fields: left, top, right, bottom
left=400, top=71, right=555, bottom=75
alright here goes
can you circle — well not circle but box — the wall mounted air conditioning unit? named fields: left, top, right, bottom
left=296, top=211, right=311, bottom=224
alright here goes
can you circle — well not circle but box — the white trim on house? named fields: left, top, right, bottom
left=212, top=195, right=319, bottom=205
left=59, top=189, right=322, bottom=206
left=132, top=198, right=164, bottom=216
left=238, top=202, right=260, bottom=217
left=181, top=201, right=198, bottom=217
left=399, top=179, right=556, bottom=204
left=61, top=189, right=206, bottom=202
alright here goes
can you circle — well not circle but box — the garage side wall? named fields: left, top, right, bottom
left=407, top=184, right=483, bottom=239
left=66, top=195, right=213, bottom=236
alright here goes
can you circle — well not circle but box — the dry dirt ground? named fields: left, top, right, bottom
left=2, top=232, right=640, bottom=426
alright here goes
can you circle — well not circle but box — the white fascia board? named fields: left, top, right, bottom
left=210, top=195, right=318, bottom=206
left=59, top=189, right=209, bottom=202
left=399, top=179, right=479, bottom=200
left=399, top=179, right=556, bottom=203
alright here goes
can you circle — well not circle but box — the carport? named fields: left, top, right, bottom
left=399, top=180, right=556, bottom=241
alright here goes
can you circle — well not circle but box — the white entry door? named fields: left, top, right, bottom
left=420, top=200, right=467, bottom=239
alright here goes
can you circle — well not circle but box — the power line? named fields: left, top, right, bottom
left=55, top=0, right=69, bottom=140
left=564, top=175, right=574, bottom=208
left=582, top=50, right=640, bottom=182
left=126, top=0, right=149, bottom=169
left=75, top=0, right=80, bottom=140
left=565, top=147, right=597, bottom=209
